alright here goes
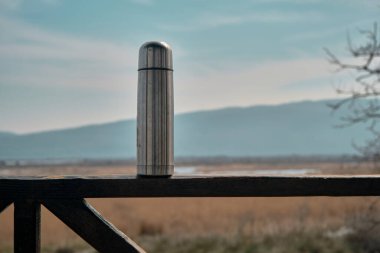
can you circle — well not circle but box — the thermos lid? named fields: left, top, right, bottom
left=138, top=41, right=173, bottom=71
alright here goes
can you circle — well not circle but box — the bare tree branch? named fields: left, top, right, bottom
left=327, top=22, right=380, bottom=162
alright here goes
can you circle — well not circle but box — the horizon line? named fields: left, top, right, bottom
left=2, top=97, right=341, bottom=135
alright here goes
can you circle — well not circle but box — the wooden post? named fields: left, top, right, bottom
left=137, top=41, right=174, bottom=177
left=14, top=200, right=41, bottom=253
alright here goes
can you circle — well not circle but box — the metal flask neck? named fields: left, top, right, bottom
left=137, top=41, right=174, bottom=177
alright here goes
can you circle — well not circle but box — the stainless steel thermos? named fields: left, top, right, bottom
left=137, top=41, right=174, bottom=177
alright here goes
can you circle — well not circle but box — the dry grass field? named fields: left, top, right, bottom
left=0, top=161, right=379, bottom=252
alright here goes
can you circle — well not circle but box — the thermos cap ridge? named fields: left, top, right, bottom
left=138, top=41, right=173, bottom=70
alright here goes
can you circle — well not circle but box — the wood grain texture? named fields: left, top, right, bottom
left=14, top=200, right=41, bottom=253
left=1, top=175, right=380, bottom=199
left=43, top=199, right=145, bottom=253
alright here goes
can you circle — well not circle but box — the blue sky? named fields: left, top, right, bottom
left=0, top=0, right=378, bottom=133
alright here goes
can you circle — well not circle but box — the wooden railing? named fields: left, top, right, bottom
left=1, top=174, right=380, bottom=253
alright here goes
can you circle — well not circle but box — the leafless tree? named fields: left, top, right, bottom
left=325, top=23, right=380, bottom=162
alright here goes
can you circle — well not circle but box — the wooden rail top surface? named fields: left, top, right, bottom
left=1, top=174, right=380, bottom=199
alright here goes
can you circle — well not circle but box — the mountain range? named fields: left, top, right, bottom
left=0, top=99, right=371, bottom=160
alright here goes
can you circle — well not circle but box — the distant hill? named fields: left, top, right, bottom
left=0, top=99, right=371, bottom=160
left=0, top=131, right=16, bottom=138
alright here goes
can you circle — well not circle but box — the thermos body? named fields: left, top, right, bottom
left=137, top=41, right=174, bottom=177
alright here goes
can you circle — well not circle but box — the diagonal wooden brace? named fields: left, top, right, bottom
left=1, top=200, right=14, bottom=252
left=43, top=199, right=145, bottom=253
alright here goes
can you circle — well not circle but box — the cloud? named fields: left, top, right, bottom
left=285, top=17, right=377, bottom=44
left=0, top=16, right=137, bottom=90
left=253, top=0, right=377, bottom=6
left=0, top=0, right=22, bottom=10
left=0, top=11, right=337, bottom=133
left=175, top=58, right=335, bottom=113
left=159, top=10, right=324, bottom=32
left=40, top=0, right=62, bottom=5
left=0, top=0, right=60, bottom=11
left=130, top=0, right=153, bottom=5
left=0, top=15, right=140, bottom=132
left=253, top=0, right=321, bottom=4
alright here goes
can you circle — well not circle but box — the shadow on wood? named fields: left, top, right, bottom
left=0, top=200, right=12, bottom=213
